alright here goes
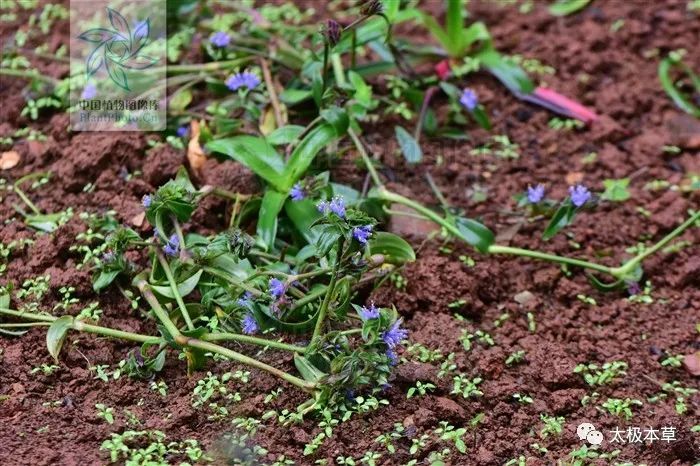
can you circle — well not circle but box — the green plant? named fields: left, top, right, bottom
left=95, top=403, right=115, bottom=424
left=600, top=398, right=642, bottom=420
left=574, top=361, right=628, bottom=385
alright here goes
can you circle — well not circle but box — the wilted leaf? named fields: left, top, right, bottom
left=187, top=120, right=207, bottom=174
left=0, top=151, right=20, bottom=170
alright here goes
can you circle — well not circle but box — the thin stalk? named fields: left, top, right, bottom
left=0, top=308, right=160, bottom=344
left=348, top=127, right=382, bottom=187
left=186, top=338, right=316, bottom=391
left=321, top=43, right=329, bottom=97
left=310, top=246, right=342, bottom=347
left=156, top=253, right=195, bottom=331
left=14, top=172, right=49, bottom=215
left=165, top=57, right=253, bottom=73
left=611, top=210, right=700, bottom=278
left=0, top=68, right=58, bottom=85
left=135, top=279, right=184, bottom=342
left=171, top=217, right=187, bottom=262
left=200, top=266, right=263, bottom=297
left=260, top=58, right=283, bottom=128
left=204, top=332, right=306, bottom=353
left=331, top=53, right=346, bottom=87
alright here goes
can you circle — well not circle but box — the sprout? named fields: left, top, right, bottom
left=569, top=184, right=591, bottom=207
left=352, top=225, right=373, bottom=245
left=210, top=31, right=231, bottom=48
left=226, top=71, right=261, bottom=92
left=459, top=88, right=478, bottom=111
left=527, top=184, right=545, bottom=204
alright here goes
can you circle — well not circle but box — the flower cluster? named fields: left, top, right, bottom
left=241, top=313, right=258, bottom=334
left=210, top=31, right=230, bottom=48
left=317, top=196, right=346, bottom=218
left=142, top=194, right=152, bottom=208
left=352, top=225, right=373, bottom=245
left=527, top=184, right=545, bottom=204
left=569, top=184, right=591, bottom=207
left=382, top=320, right=408, bottom=365
left=163, top=234, right=180, bottom=257
left=226, top=71, right=261, bottom=92
left=323, top=19, right=341, bottom=47
left=359, top=302, right=380, bottom=320
left=289, top=182, right=306, bottom=201
left=269, top=278, right=286, bottom=298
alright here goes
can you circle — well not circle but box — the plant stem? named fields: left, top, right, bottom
left=14, top=172, right=49, bottom=215
left=165, top=58, right=253, bottom=73
left=348, top=127, right=382, bottom=187
left=185, top=338, right=316, bottom=391
left=0, top=68, right=58, bottom=85
left=0, top=308, right=160, bottom=344
left=135, top=279, right=184, bottom=342
left=611, top=210, right=700, bottom=278
left=321, top=43, right=330, bottom=97
left=156, top=253, right=195, bottom=331
left=331, top=53, right=346, bottom=87
left=310, top=245, right=342, bottom=348
left=171, top=217, right=187, bottom=262
left=200, top=266, right=263, bottom=297
left=204, top=332, right=306, bottom=353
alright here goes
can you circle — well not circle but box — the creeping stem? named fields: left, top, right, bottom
left=309, top=243, right=342, bottom=348
left=156, top=253, right=195, bottom=331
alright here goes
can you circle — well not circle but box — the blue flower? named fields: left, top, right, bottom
left=352, top=225, right=373, bottom=245
left=459, top=88, right=478, bottom=111
left=241, top=313, right=258, bottom=334
left=82, top=83, right=97, bottom=99
left=142, top=194, right=152, bottom=208
left=527, top=184, right=545, bottom=204
left=176, top=125, right=188, bottom=137
left=101, top=251, right=115, bottom=263
left=569, top=184, right=591, bottom=207
left=359, top=302, right=380, bottom=320
left=237, top=291, right=253, bottom=308
left=329, top=196, right=346, bottom=218
left=386, top=348, right=398, bottom=365
left=210, top=31, right=231, bottom=48
left=226, top=71, right=261, bottom=92
left=290, top=183, right=305, bottom=201
left=163, top=234, right=180, bottom=257
left=382, top=319, right=408, bottom=349
left=269, top=278, right=286, bottom=298
left=317, top=200, right=330, bottom=214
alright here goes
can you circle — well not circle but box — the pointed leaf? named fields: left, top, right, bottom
left=267, top=125, right=304, bottom=145
left=294, top=354, right=327, bottom=383
left=150, top=269, right=203, bottom=299
left=285, top=199, right=321, bottom=244
left=454, top=217, right=495, bottom=253
left=47, top=316, right=73, bottom=362
left=369, top=232, right=416, bottom=264
left=478, top=49, right=534, bottom=95
left=207, top=136, right=286, bottom=190
left=257, top=190, right=287, bottom=250
left=542, top=203, right=577, bottom=241
left=283, top=123, right=337, bottom=191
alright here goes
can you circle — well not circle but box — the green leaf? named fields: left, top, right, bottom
left=453, top=217, right=495, bottom=253
left=0, top=290, right=9, bottom=308
left=461, top=21, right=491, bottom=50
left=93, top=269, right=121, bottom=292
left=279, top=88, right=311, bottom=105
left=470, top=107, right=491, bottom=130
left=294, top=354, right=327, bottom=383
left=168, top=88, right=192, bottom=112
left=282, top=123, right=337, bottom=191
left=257, top=190, right=287, bottom=250
left=207, top=136, right=286, bottom=191
left=549, top=0, right=591, bottom=16
left=24, top=213, right=63, bottom=232
left=542, top=203, right=577, bottom=241
left=320, top=106, right=349, bottom=136
left=285, top=199, right=322, bottom=244
left=47, top=315, right=73, bottom=362
left=313, top=224, right=342, bottom=258
left=478, top=49, right=535, bottom=95
left=445, top=0, right=465, bottom=52
left=395, top=126, right=422, bottom=164
left=369, top=232, right=416, bottom=264
left=348, top=71, right=373, bottom=108
left=150, top=269, right=203, bottom=299
left=267, top=125, right=305, bottom=145
left=419, top=12, right=450, bottom=54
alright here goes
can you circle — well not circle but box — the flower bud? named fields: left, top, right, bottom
left=324, top=19, right=341, bottom=47
left=360, top=0, right=383, bottom=16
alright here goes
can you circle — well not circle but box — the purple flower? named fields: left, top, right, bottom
left=569, top=184, right=591, bottom=207
left=82, top=83, right=97, bottom=99
left=386, top=348, right=398, bottom=365
left=323, top=19, right=341, bottom=47
left=352, top=225, right=373, bottom=245
left=527, top=184, right=545, bottom=204
left=176, top=125, right=188, bottom=137
left=241, top=313, right=258, bottom=334
left=627, top=281, right=641, bottom=296
left=359, top=302, right=380, bottom=320
left=329, top=196, right=346, bottom=218
left=163, top=234, right=180, bottom=257
left=289, top=183, right=305, bottom=201
left=269, top=278, right=286, bottom=298
left=226, top=71, right=261, bottom=92
left=382, top=319, right=408, bottom=349
left=142, top=194, right=152, bottom=208
left=317, top=200, right=330, bottom=214
left=101, top=251, right=115, bottom=263
left=210, top=31, right=231, bottom=48
left=237, top=291, right=253, bottom=308
left=459, top=88, right=478, bottom=111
